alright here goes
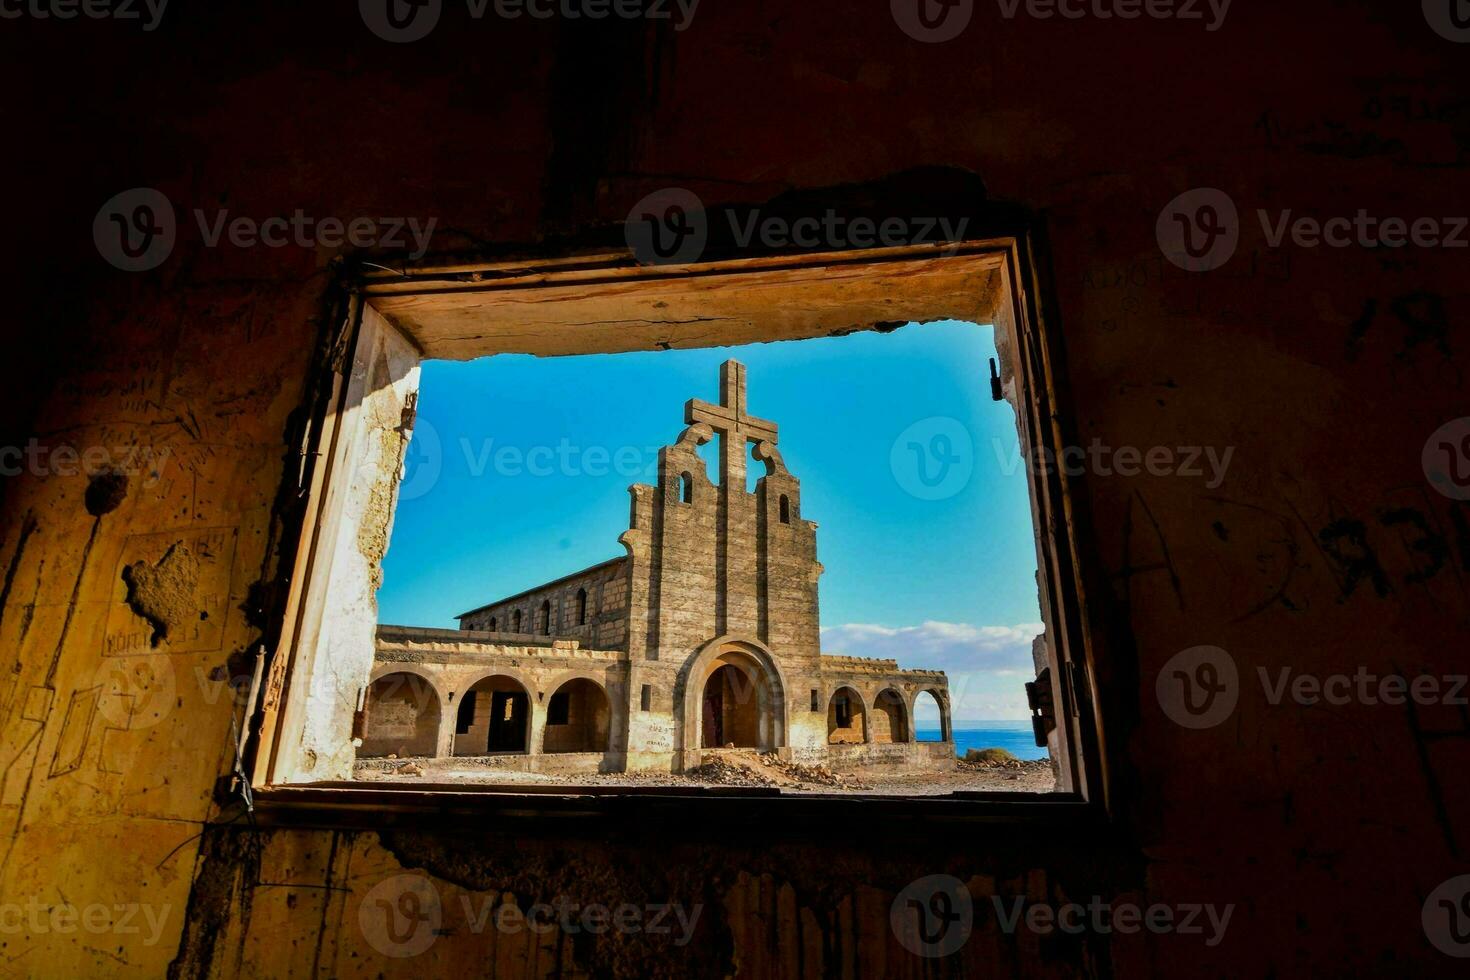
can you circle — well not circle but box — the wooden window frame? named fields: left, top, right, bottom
left=242, top=227, right=1112, bottom=831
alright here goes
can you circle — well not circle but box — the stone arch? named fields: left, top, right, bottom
left=360, top=670, right=443, bottom=759
left=872, top=687, right=910, bottom=743
left=827, top=685, right=867, bottom=744
left=454, top=672, right=533, bottom=756
left=543, top=676, right=612, bottom=753
left=678, top=635, right=788, bottom=767
left=911, top=688, right=952, bottom=742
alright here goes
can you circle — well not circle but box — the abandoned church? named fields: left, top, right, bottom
left=359, top=360, right=954, bottom=773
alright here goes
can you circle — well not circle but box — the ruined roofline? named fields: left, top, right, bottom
left=454, top=554, right=629, bottom=621
left=379, top=623, right=577, bottom=648
left=820, top=653, right=948, bottom=680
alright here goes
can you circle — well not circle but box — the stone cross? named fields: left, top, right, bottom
left=684, top=360, right=777, bottom=489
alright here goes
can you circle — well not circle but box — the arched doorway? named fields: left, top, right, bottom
left=701, top=660, right=766, bottom=748
left=544, top=678, right=611, bottom=753
left=453, top=674, right=531, bottom=755
left=872, top=689, right=910, bottom=743
left=360, top=672, right=441, bottom=758
left=827, top=687, right=866, bottom=744
left=680, top=636, right=788, bottom=767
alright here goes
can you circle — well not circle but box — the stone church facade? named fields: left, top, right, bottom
left=360, top=361, right=954, bottom=774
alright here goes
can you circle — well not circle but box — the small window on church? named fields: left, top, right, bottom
left=547, top=691, right=570, bottom=726
left=537, top=599, right=551, bottom=635
left=810, top=689, right=819, bottom=712
left=487, top=616, right=497, bottom=632
left=779, top=494, right=791, bottom=524
left=640, top=685, right=652, bottom=711
left=512, top=609, right=521, bottom=632
left=679, top=471, right=694, bottom=503
left=576, top=588, right=588, bottom=625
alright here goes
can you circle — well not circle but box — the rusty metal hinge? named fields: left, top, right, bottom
left=399, top=391, right=419, bottom=435
left=1026, top=667, right=1055, bottom=748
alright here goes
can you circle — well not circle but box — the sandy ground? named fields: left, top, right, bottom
left=354, top=752, right=1056, bottom=796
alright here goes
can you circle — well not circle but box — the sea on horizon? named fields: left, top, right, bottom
left=914, top=719, right=1049, bottom=761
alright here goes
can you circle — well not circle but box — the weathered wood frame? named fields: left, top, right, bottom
left=248, top=229, right=1113, bottom=828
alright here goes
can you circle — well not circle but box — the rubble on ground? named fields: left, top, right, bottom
left=756, top=753, right=871, bottom=789
left=685, top=757, right=778, bottom=787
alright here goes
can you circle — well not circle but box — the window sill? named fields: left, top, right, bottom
left=248, top=781, right=1101, bottom=834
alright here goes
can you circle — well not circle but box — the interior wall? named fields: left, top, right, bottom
left=0, top=2, right=1464, bottom=976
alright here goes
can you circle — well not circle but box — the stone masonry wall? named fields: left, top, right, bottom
left=456, top=556, right=629, bottom=652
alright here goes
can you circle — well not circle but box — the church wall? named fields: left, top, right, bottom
left=1, top=4, right=1462, bottom=975
left=456, top=557, right=629, bottom=651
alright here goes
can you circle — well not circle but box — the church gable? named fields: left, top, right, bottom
left=621, top=360, right=824, bottom=666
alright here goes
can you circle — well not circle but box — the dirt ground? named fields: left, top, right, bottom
left=354, top=751, right=1057, bottom=795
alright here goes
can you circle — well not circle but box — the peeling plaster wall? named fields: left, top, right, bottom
left=0, top=3, right=1466, bottom=977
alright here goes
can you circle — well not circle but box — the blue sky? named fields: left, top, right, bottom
left=378, top=320, right=1043, bottom=720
